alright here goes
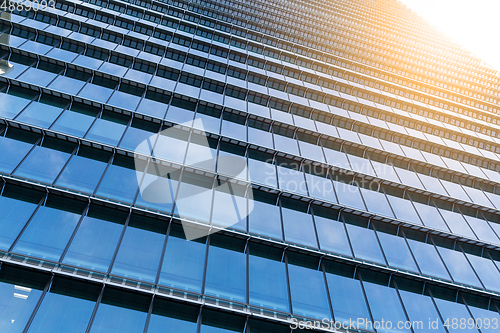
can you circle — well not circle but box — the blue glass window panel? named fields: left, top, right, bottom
left=174, top=173, right=214, bottom=223
left=200, top=311, right=245, bottom=333
left=193, top=114, right=220, bottom=134
left=466, top=254, right=500, bottom=292
left=299, top=141, right=325, bottom=162
left=211, top=185, right=247, bottom=232
left=346, top=224, right=385, bottom=265
left=436, top=247, right=481, bottom=287
left=16, top=102, right=64, bottom=128
left=377, top=233, right=418, bottom=272
left=247, top=157, right=276, bottom=187
left=111, top=225, right=165, bottom=283
left=248, top=127, right=273, bottom=149
left=464, top=187, right=494, bottom=208
left=433, top=299, right=478, bottom=333
left=72, top=55, right=104, bottom=70
left=347, top=155, right=377, bottom=177
left=46, top=48, right=78, bottom=62
left=287, top=264, right=331, bottom=319
left=362, top=281, right=411, bottom=333
left=281, top=207, right=317, bottom=248
left=387, top=196, right=422, bottom=225
left=0, top=196, right=37, bottom=250
left=205, top=239, right=246, bottom=303
left=56, top=156, right=107, bottom=194
left=48, top=76, right=86, bottom=96
left=153, top=127, right=189, bottom=164
left=418, top=174, right=448, bottom=196
left=18, top=68, right=57, bottom=87
left=325, top=273, right=371, bottom=330
left=398, top=290, right=447, bottom=333
left=406, top=239, right=450, bottom=280
left=108, top=91, right=141, bottom=111
left=50, top=109, right=95, bottom=137
left=147, top=301, right=198, bottom=333
left=332, top=180, right=366, bottom=211
left=119, top=127, right=157, bottom=153
left=136, top=98, right=168, bottom=119
left=159, top=230, right=206, bottom=293
left=63, top=217, right=123, bottom=272
left=221, top=120, right=246, bottom=141
left=89, top=302, right=147, bottom=333
left=371, top=160, right=401, bottom=183
left=15, top=146, right=70, bottom=184
left=0, top=271, right=44, bottom=332
left=467, top=305, right=500, bottom=333
left=464, top=216, right=499, bottom=245
left=276, top=164, right=308, bottom=195
left=27, top=286, right=96, bottom=333
left=96, top=165, right=138, bottom=204
left=273, top=134, right=299, bottom=155
left=249, top=250, right=289, bottom=312
left=360, top=188, right=394, bottom=218
left=315, top=216, right=352, bottom=256
left=323, top=147, right=351, bottom=169
left=394, top=168, right=424, bottom=189
left=0, top=92, right=31, bottom=119
left=439, top=209, right=475, bottom=239
left=248, top=198, right=282, bottom=240
left=85, top=118, right=126, bottom=146
left=135, top=166, right=178, bottom=215
left=304, top=173, right=336, bottom=202
left=165, top=106, right=195, bottom=125
left=78, top=83, right=114, bottom=103
left=412, top=201, right=449, bottom=231
left=0, top=136, right=33, bottom=174
left=440, top=180, right=471, bottom=202
left=13, top=207, right=81, bottom=261
left=184, top=137, right=217, bottom=172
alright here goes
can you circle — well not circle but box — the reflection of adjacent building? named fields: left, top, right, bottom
left=1, top=0, right=500, bottom=332
left=0, top=11, right=13, bottom=76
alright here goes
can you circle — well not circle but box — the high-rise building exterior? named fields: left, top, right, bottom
left=1, top=0, right=500, bottom=332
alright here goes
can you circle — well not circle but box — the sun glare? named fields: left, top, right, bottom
left=397, top=0, right=500, bottom=73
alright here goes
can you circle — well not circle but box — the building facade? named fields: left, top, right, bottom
left=1, top=0, right=500, bottom=332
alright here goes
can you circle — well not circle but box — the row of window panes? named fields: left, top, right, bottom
left=2, top=82, right=500, bottom=217
left=2, top=159, right=500, bottom=291
left=13, top=1, right=500, bottom=125
left=2, top=197, right=500, bottom=332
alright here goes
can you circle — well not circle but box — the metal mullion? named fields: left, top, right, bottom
left=456, top=243, right=486, bottom=290
left=424, top=285, right=451, bottom=333
left=8, top=191, right=48, bottom=253
left=91, top=149, right=115, bottom=197
left=320, top=259, right=335, bottom=323
left=58, top=201, right=91, bottom=264
left=196, top=304, right=203, bottom=333
left=390, top=275, right=415, bottom=333
left=50, top=141, right=79, bottom=186
left=153, top=218, right=172, bottom=286
left=370, top=219, right=390, bottom=267
left=21, top=274, right=54, bottom=333
left=106, top=209, right=132, bottom=275
left=283, top=247, right=293, bottom=315
left=200, top=233, right=211, bottom=297
left=399, top=228, right=424, bottom=275
left=356, top=267, right=377, bottom=331
left=428, top=235, right=455, bottom=284
left=84, top=284, right=106, bottom=333
left=142, top=294, right=155, bottom=333
left=1, top=129, right=41, bottom=176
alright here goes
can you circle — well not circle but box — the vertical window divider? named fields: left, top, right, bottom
left=58, top=201, right=90, bottom=264
left=282, top=247, right=293, bottom=316
left=154, top=217, right=173, bottom=286
left=8, top=190, right=47, bottom=253
left=91, top=148, right=114, bottom=197
left=320, top=258, right=335, bottom=323
left=21, top=274, right=54, bottom=333
left=106, top=209, right=132, bottom=275
left=84, top=284, right=106, bottom=333
left=142, top=294, right=155, bottom=333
